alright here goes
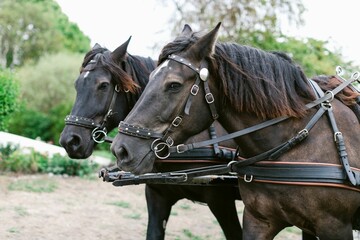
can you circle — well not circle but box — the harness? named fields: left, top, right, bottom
left=65, top=53, right=238, bottom=168
left=64, top=55, right=131, bottom=143
left=115, top=54, right=360, bottom=188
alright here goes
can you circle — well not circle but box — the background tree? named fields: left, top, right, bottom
left=0, top=0, right=90, bottom=68
left=167, top=0, right=305, bottom=39
left=164, top=0, right=356, bottom=76
left=7, top=52, right=83, bottom=143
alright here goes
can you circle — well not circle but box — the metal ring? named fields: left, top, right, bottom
left=115, top=85, right=121, bottom=92
left=153, top=142, right=170, bottom=159
left=336, top=66, right=343, bottom=76
left=151, top=138, right=164, bottom=151
left=325, top=90, right=334, bottom=102
left=92, top=128, right=107, bottom=143
left=351, top=72, right=359, bottom=81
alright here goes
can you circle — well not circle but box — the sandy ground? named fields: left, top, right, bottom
left=0, top=173, right=313, bottom=240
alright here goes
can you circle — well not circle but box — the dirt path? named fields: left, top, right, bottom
left=0, top=173, right=324, bottom=239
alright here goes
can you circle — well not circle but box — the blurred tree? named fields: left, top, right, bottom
left=6, top=52, right=82, bottom=143
left=0, top=0, right=90, bottom=68
left=0, top=69, right=19, bottom=130
left=16, top=51, right=82, bottom=112
left=241, top=30, right=350, bottom=76
left=165, top=0, right=304, bottom=40
left=163, top=0, right=356, bottom=76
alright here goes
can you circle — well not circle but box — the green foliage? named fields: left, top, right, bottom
left=0, top=0, right=90, bottom=68
left=0, top=144, right=99, bottom=176
left=16, top=52, right=81, bottom=112
left=165, top=0, right=304, bottom=42
left=47, top=153, right=96, bottom=176
left=234, top=31, right=351, bottom=76
left=167, top=0, right=357, bottom=77
left=0, top=69, right=19, bottom=130
left=0, top=143, right=19, bottom=158
left=7, top=52, right=81, bottom=143
left=7, top=107, right=53, bottom=141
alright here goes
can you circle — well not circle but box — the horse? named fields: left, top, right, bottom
left=59, top=38, right=243, bottom=240
left=110, top=22, right=360, bottom=239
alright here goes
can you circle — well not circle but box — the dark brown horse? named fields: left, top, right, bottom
left=59, top=38, right=243, bottom=240
left=110, top=23, right=360, bottom=239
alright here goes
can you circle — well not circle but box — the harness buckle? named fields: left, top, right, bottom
left=334, top=131, right=342, bottom=142
left=169, top=172, right=188, bottom=182
left=166, top=136, right=174, bottom=146
left=176, top=144, right=187, bottom=153
left=172, top=116, right=182, bottom=127
left=321, top=101, right=332, bottom=110
left=244, top=174, right=253, bottom=183
left=205, top=93, right=215, bottom=104
left=190, top=84, right=199, bottom=95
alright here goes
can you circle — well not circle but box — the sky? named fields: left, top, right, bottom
left=55, top=0, right=360, bottom=71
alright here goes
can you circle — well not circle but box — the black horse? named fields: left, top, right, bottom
left=59, top=38, right=243, bottom=239
left=111, top=23, right=360, bottom=239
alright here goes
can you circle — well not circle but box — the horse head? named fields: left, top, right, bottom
left=110, top=23, right=224, bottom=174
left=59, top=38, right=140, bottom=158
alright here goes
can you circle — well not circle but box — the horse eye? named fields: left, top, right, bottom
left=98, top=82, right=109, bottom=91
left=168, top=82, right=182, bottom=92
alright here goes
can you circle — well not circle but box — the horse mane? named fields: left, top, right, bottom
left=158, top=33, right=317, bottom=119
left=312, top=75, right=360, bottom=106
left=80, top=47, right=155, bottom=94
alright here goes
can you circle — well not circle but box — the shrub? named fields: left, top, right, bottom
left=7, top=106, right=53, bottom=141
left=0, top=143, right=99, bottom=176
left=0, top=69, right=19, bottom=130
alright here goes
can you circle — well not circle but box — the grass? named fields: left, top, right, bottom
left=106, top=201, right=130, bottom=208
left=8, top=178, right=57, bottom=193
left=14, top=206, right=29, bottom=217
left=124, top=212, right=141, bottom=220
left=179, top=203, right=191, bottom=210
left=7, top=227, right=20, bottom=233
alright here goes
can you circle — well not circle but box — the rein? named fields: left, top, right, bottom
left=117, top=54, right=360, bottom=187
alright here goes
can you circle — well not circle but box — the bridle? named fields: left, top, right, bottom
left=64, top=55, right=131, bottom=143
left=119, top=54, right=219, bottom=158
left=118, top=54, right=360, bottom=186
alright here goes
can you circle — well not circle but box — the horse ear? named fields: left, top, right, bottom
left=92, top=43, right=102, bottom=49
left=189, top=22, right=221, bottom=60
left=180, top=24, right=193, bottom=36
left=112, top=36, right=132, bottom=63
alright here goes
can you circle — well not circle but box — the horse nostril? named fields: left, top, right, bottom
left=118, top=146, right=129, bottom=160
left=68, top=134, right=82, bottom=147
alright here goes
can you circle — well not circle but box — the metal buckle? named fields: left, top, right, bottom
left=334, top=131, right=342, bottom=142
left=176, top=144, right=186, bottom=153
left=172, top=116, right=182, bottom=127
left=190, top=84, right=199, bottom=95
left=244, top=175, right=253, bottom=183
left=166, top=136, right=174, bottom=146
left=205, top=93, right=214, bottom=104
left=169, top=172, right=188, bottom=182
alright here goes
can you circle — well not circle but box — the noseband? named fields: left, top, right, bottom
left=119, top=54, right=219, bottom=158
